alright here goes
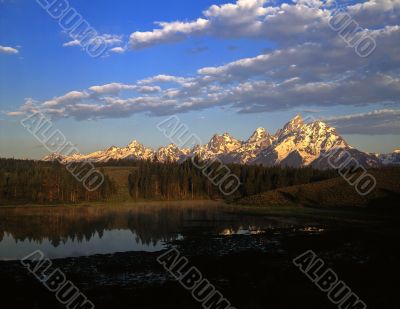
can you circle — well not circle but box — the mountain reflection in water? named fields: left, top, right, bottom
left=0, top=201, right=300, bottom=260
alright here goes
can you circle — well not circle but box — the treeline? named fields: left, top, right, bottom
left=0, top=159, right=117, bottom=204
left=0, top=157, right=341, bottom=204
left=128, top=159, right=338, bottom=201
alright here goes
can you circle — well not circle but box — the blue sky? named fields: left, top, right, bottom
left=1, top=0, right=399, bottom=159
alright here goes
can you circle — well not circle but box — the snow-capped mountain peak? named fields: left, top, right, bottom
left=378, top=148, right=400, bottom=165
left=155, top=143, right=188, bottom=162
left=127, top=140, right=142, bottom=148
left=254, top=118, right=350, bottom=166
left=43, top=152, right=66, bottom=162
left=247, top=127, right=267, bottom=143
left=42, top=115, right=394, bottom=167
left=283, top=114, right=304, bottom=130
left=107, top=146, right=118, bottom=152
left=275, top=114, right=305, bottom=139
left=206, top=133, right=242, bottom=153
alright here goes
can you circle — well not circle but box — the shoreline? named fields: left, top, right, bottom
left=1, top=220, right=399, bottom=308
left=0, top=199, right=221, bottom=209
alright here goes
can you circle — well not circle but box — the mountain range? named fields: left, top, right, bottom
left=43, top=115, right=399, bottom=168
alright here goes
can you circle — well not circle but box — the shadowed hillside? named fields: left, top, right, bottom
left=238, top=168, right=400, bottom=208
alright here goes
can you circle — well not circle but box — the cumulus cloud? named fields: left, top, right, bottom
left=136, top=85, right=161, bottom=93
left=127, top=0, right=400, bottom=50
left=41, top=91, right=90, bottom=108
left=127, top=0, right=324, bottom=49
left=8, top=24, right=400, bottom=121
left=138, top=74, right=194, bottom=85
left=89, top=83, right=136, bottom=94
left=88, top=83, right=161, bottom=95
left=326, top=109, right=400, bottom=135
left=347, top=0, right=400, bottom=27
left=130, top=18, right=209, bottom=49
left=129, top=0, right=285, bottom=49
left=7, top=0, right=400, bottom=124
left=0, top=45, right=19, bottom=54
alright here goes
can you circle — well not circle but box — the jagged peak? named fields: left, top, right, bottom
left=158, top=143, right=179, bottom=150
left=251, top=127, right=267, bottom=136
left=207, top=134, right=221, bottom=146
left=290, top=114, right=303, bottom=123
left=209, top=132, right=237, bottom=142
left=221, top=132, right=237, bottom=140
left=38, top=115, right=372, bottom=166
left=277, top=114, right=305, bottom=137
left=206, top=132, right=241, bottom=153
left=127, top=139, right=142, bottom=148
left=306, top=120, right=329, bottom=131
left=283, top=114, right=304, bottom=129
left=43, top=153, right=65, bottom=161
left=107, top=146, right=118, bottom=151
left=247, top=127, right=269, bottom=143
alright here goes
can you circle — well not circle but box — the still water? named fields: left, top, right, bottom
left=0, top=201, right=304, bottom=260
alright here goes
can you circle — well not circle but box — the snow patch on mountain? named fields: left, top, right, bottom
left=378, top=148, right=400, bottom=165
left=254, top=115, right=349, bottom=167
left=42, top=115, right=393, bottom=168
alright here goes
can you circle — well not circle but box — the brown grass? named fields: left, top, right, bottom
left=238, top=168, right=400, bottom=208
left=101, top=167, right=136, bottom=202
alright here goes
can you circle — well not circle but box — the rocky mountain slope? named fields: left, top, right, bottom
left=43, top=115, right=398, bottom=168
left=377, top=149, right=400, bottom=166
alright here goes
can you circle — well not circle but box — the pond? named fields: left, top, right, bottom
left=0, top=201, right=314, bottom=260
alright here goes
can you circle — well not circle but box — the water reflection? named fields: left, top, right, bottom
left=0, top=201, right=299, bottom=260
left=0, top=230, right=167, bottom=260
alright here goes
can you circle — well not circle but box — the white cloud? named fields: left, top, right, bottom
left=347, top=0, right=400, bottom=27
left=110, top=46, right=126, bottom=54
left=41, top=91, right=90, bottom=108
left=62, top=34, right=124, bottom=56
left=128, top=0, right=331, bottom=49
left=8, top=27, right=400, bottom=120
left=88, top=83, right=161, bottom=94
left=128, top=0, right=400, bottom=50
left=136, top=85, right=161, bottom=93
left=130, top=18, right=209, bottom=49
left=326, top=109, right=400, bottom=134
left=7, top=0, right=400, bottom=124
left=0, top=45, right=19, bottom=54
left=63, top=40, right=80, bottom=47
left=89, top=83, right=136, bottom=94
left=138, top=74, right=194, bottom=85
left=100, top=34, right=123, bottom=45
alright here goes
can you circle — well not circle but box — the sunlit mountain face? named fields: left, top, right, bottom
left=44, top=115, right=395, bottom=167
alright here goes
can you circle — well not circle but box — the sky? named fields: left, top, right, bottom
left=0, top=0, right=399, bottom=159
